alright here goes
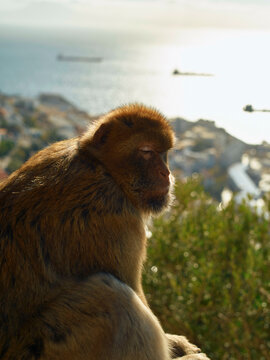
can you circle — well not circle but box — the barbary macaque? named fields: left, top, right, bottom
left=0, top=104, right=209, bottom=359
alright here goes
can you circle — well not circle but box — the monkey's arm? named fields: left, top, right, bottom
left=138, top=289, right=209, bottom=358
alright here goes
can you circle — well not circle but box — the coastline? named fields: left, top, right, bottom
left=1, top=92, right=270, bottom=200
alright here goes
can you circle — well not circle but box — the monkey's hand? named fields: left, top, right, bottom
left=166, top=334, right=210, bottom=359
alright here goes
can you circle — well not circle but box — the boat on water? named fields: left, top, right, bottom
left=243, top=104, right=270, bottom=113
left=57, top=54, right=102, bottom=63
left=172, top=69, right=213, bottom=77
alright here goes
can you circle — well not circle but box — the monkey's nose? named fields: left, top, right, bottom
left=159, top=168, right=170, bottom=179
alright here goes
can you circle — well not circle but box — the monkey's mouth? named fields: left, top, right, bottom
left=147, top=185, right=170, bottom=198
left=157, top=186, right=170, bottom=195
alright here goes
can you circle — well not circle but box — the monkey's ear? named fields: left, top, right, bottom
left=92, top=122, right=113, bottom=148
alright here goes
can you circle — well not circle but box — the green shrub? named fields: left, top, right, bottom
left=143, top=177, right=270, bottom=360
left=23, top=115, right=37, bottom=127
left=0, top=139, right=15, bottom=157
left=6, top=147, right=30, bottom=173
left=41, top=129, right=65, bottom=144
left=6, top=158, right=23, bottom=174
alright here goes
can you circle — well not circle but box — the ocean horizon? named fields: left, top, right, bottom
left=0, top=25, right=270, bottom=145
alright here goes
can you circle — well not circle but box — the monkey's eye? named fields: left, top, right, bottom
left=139, top=146, right=154, bottom=160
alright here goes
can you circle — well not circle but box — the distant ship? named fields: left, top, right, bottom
left=243, top=104, right=270, bottom=113
left=57, top=54, right=102, bottom=63
left=172, top=69, right=213, bottom=77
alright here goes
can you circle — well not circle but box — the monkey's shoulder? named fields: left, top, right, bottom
left=63, top=168, right=133, bottom=218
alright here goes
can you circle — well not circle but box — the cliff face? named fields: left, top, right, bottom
left=171, top=117, right=249, bottom=171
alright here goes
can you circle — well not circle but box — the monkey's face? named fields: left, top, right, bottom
left=82, top=104, right=175, bottom=215
left=98, top=137, right=174, bottom=215
left=128, top=143, right=174, bottom=214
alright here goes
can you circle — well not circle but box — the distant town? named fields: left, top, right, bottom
left=1, top=92, right=270, bottom=206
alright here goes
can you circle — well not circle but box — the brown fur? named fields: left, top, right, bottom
left=0, top=104, right=209, bottom=359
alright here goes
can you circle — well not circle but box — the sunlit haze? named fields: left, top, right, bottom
left=0, top=0, right=270, bottom=29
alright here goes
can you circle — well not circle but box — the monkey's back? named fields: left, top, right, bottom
left=0, top=137, right=146, bottom=345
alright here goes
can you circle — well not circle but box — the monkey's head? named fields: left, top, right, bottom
left=80, top=104, right=175, bottom=215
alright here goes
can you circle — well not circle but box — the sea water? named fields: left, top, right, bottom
left=0, top=25, right=270, bottom=144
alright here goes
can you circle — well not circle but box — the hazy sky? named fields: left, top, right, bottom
left=0, top=0, right=270, bottom=29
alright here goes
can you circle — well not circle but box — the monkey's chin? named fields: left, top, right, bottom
left=144, top=193, right=171, bottom=215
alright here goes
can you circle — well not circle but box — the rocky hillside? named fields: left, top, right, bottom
left=1, top=92, right=270, bottom=200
